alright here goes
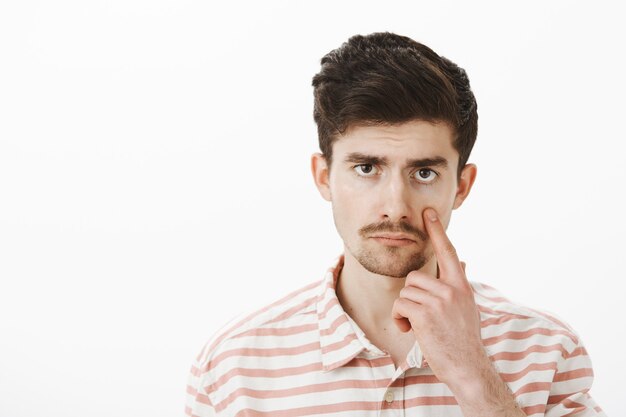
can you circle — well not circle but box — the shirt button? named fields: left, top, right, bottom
left=384, top=390, right=394, bottom=403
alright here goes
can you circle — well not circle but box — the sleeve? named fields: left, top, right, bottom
left=184, top=357, right=217, bottom=417
left=544, top=336, right=607, bottom=417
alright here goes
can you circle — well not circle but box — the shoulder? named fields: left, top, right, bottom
left=470, top=281, right=582, bottom=356
left=191, top=278, right=323, bottom=376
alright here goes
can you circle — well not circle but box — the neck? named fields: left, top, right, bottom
left=336, top=249, right=439, bottom=328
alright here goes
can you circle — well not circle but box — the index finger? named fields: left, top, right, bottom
left=423, top=207, right=464, bottom=282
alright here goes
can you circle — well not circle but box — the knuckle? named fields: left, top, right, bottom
left=440, top=286, right=454, bottom=302
left=432, top=296, right=445, bottom=311
left=395, top=297, right=408, bottom=310
left=459, top=281, right=474, bottom=295
left=399, top=287, right=410, bottom=299
left=391, top=299, right=402, bottom=316
left=405, top=270, right=424, bottom=283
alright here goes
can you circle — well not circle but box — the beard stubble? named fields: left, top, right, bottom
left=351, top=220, right=433, bottom=278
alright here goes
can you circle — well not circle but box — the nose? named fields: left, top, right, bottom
left=380, top=171, right=413, bottom=223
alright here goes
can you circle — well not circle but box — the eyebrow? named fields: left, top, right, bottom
left=344, top=152, right=449, bottom=170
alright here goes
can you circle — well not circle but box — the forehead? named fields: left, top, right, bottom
left=333, top=120, right=458, bottom=162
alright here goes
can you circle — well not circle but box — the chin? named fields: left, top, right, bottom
left=354, top=246, right=429, bottom=278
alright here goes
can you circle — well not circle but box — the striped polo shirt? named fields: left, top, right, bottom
left=185, top=255, right=606, bottom=416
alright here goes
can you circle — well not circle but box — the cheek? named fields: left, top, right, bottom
left=410, top=184, right=453, bottom=211
left=329, top=178, right=370, bottom=232
left=415, top=183, right=457, bottom=225
left=332, top=184, right=363, bottom=219
left=330, top=173, right=366, bottom=204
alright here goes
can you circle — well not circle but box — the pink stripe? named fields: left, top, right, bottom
left=190, top=364, right=201, bottom=377
left=513, top=381, right=551, bottom=396
left=477, top=304, right=530, bottom=318
left=321, top=333, right=358, bottom=355
left=553, top=368, right=594, bottom=382
left=565, top=346, right=587, bottom=359
left=324, top=354, right=395, bottom=372
left=345, top=356, right=394, bottom=368
left=320, top=313, right=349, bottom=337
left=209, top=362, right=324, bottom=393
left=482, top=327, right=577, bottom=346
left=521, top=404, right=547, bottom=415
left=186, top=385, right=212, bottom=406
left=318, top=296, right=340, bottom=321
left=230, top=323, right=318, bottom=338
left=480, top=313, right=534, bottom=328
left=234, top=400, right=381, bottom=417
left=186, top=384, right=198, bottom=396
left=489, top=343, right=569, bottom=361
left=473, top=287, right=511, bottom=303
left=499, top=361, right=558, bottom=383
left=404, top=374, right=441, bottom=385
left=402, top=395, right=457, bottom=407
left=207, top=342, right=321, bottom=372
left=214, top=378, right=391, bottom=412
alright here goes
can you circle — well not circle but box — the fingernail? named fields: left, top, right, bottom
left=426, top=209, right=438, bottom=222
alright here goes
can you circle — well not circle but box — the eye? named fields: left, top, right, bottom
left=353, top=164, right=379, bottom=177
left=413, top=168, right=438, bottom=184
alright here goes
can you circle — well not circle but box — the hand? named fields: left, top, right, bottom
left=391, top=207, right=486, bottom=387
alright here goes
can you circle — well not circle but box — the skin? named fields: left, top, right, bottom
left=311, top=119, right=526, bottom=417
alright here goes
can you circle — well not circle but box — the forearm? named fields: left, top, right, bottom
left=448, top=354, right=526, bottom=417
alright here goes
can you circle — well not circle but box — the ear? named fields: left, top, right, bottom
left=311, top=153, right=331, bottom=202
left=452, top=163, right=477, bottom=210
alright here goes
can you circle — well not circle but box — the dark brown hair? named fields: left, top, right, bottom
left=312, top=32, right=478, bottom=179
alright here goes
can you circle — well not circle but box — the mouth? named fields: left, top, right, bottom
left=370, top=234, right=417, bottom=247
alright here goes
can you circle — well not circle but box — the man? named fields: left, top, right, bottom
left=185, top=32, right=605, bottom=416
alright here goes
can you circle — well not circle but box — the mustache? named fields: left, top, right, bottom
left=359, top=220, right=428, bottom=241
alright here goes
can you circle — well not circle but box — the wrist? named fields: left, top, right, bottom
left=444, top=346, right=493, bottom=395
left=446, top=355, right=524, bottom=417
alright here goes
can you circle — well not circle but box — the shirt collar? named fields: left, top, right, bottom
left=316, top=254, right=430, bottom=372
left=316, top=254, right=368, bottom=372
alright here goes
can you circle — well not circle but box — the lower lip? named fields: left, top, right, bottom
left=372, top=237, right=416, bottom=247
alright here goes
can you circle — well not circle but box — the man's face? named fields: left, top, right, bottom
left=312, top=120, right=475, bottom=278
